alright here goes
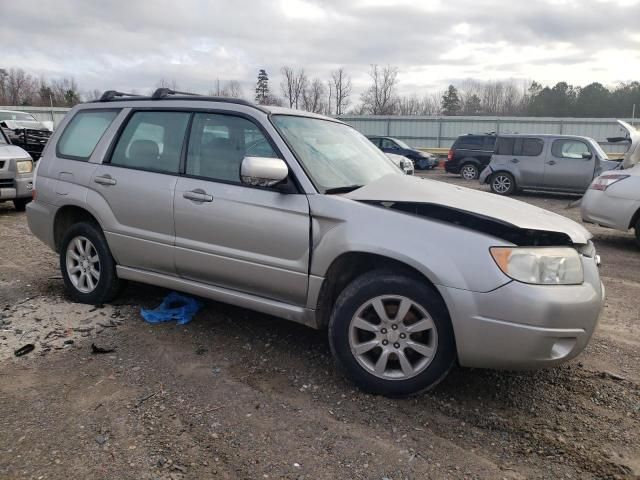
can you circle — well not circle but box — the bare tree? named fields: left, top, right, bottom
left=4, top=68, right=37, bottom=105
left=330, top=68, right=352, bottom=115
left=359, top=65, right=398, bottom=115
left=221, top=80, right=244, bottom=99
left=302, top=78, right=325, bottom=113
left=280, top=66, right=307, bottom=109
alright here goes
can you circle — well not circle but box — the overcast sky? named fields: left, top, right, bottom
left=2, top=0, right=639, bottom=100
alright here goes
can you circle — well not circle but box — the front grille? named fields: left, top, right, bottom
left=0, top=178, right=14, bottom=188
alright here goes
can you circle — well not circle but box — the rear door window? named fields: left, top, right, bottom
left=110, top=111, right=190, bottom=173
left=57, top=110, right=119, bottom=160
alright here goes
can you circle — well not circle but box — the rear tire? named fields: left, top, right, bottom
left=490, top=172, right=516, bottom=196
left=460, top=163, right=479, bottom=180
left=60, top=222, right=122, bottom=304
left=13, top=198, right=30, bottom=212
left=328, top=270, right=456, bottom=397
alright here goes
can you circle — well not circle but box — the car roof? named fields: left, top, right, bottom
left=497, top=133, right=594, bottom=141
left=84, top=89, right=345, bottom=124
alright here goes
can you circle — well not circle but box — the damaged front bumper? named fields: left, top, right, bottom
left=437, top=254, right=604, bottom=369
left=479, top=166, right=492, bottom=184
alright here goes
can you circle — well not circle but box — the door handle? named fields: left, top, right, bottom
left=94, top=175, right=117, bottom=186
left=547, top=160, right=557, bottom=165
left=183, top=190, right=213, bottom=203
left=510, top=158, right=519, bottom=163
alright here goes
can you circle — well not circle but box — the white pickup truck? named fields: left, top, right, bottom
left=0, top=126, right=34, bottom=211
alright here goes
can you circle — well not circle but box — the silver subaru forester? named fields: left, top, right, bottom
left=27, top=89, right=604, bottom=396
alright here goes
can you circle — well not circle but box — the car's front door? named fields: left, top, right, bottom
left=543, top=138, right=595, bottom=191
left=90, top=110, right=190, bottom=275
left=173, top=112, right=310, bottom=305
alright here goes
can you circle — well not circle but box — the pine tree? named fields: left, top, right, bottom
left=441, top=85, right=461, bottom=116
left=255, top=69, right=270, bottom=105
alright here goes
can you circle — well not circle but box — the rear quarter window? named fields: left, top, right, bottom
left=456, top=136, right=484, bottom=149
left=496, top=137, right=543, bottom=156
left=57, top=110, right=119, bottom=160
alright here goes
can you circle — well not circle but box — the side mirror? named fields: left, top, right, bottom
left=582, top=152, right=593, bottom=160
left=240, top=156, right=289, bottom=188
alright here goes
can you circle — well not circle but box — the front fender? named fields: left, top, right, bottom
left=308, top=195, right=512, bottom=294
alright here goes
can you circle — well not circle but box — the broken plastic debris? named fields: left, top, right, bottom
left=91, top=343, right=115, bottom=354
left=140, top=292, right=202, bottom=325
left=14, top=344, right=35, bottom=357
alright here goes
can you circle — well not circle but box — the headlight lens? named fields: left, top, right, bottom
left=16, top=160, right=33, bottom=174
left=490, top=247, right=583, bottom=285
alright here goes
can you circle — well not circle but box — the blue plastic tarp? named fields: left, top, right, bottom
left=140, top=292, right=202, bottom=325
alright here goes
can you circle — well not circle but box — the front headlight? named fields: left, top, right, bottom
left=490, top=247, right=583, bottom=285
left=16, top=160, right=33, bottom=174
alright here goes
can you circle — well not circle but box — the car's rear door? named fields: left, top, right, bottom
left=88, top=110, right=190, bottom=275
left=173, top=112, right=310, bottom=305
left=543, top=138, right=595, bottom=191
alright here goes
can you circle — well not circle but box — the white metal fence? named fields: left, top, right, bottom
left=339, top=115, right=636, bottom=154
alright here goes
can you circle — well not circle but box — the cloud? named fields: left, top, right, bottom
left=1, top=0, right=639, bottom=100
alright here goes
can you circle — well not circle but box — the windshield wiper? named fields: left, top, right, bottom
left=324, top=184, right=364, bottom=194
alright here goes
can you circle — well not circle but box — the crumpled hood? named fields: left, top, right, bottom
left=345, top=174, right=592, bottom=244
left=1, top=119, right=48, bottom=131
left=0, top=145, right=32, bottom=161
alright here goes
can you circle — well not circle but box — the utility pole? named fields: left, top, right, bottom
left=632, top=104, right=636, bottom=127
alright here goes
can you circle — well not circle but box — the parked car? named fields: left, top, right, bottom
left=0, top=109, right=52, bottom=160
left=445, top=133, right=496, bottom=180
left=368, top=136, right=438, bottom=170
left=27, top=89, right=604, bottom=396
left=479, top=134, right=618, bottom=196
left=385, top=153, right=414, bottom=175
left=581, top=165, right=640, bottom=248
left=0, top=126, right=34, bottom=211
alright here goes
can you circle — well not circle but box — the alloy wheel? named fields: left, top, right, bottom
left=348, top=295, right=438, bottom=380
left=65, top=236, right=101, bottom=293
left=492, top=175, right=512, bottom=194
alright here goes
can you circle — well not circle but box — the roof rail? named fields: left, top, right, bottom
left=92, top=88, right=268, bottom=113
left=99, top=90, right=141, bottom=102
left=151, top=88, right=201, bottom=99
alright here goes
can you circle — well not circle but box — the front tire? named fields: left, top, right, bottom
left=13, top=198, right=30, bottom=212
left=60, top=222, right=122, bottom=304
left=635, top=218, right=640, bottom=249
left=328, top=270, right=456, bottom=397
left=490, top=172, right=516, bottom=195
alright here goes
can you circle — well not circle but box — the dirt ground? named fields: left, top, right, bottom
left=0, top=170, right=638, bottom=480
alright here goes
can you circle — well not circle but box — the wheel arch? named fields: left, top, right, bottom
left=314, top=251, right=448, bottom=330
left=629, top=205, right=640, bottom=230
left=53, top=205, right=102, bottom=253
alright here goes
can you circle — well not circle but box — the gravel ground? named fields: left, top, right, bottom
left=0, top=170, right=638, bottom=480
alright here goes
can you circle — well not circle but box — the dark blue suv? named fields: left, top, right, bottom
left=368, top=136, right=439, bottom=170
